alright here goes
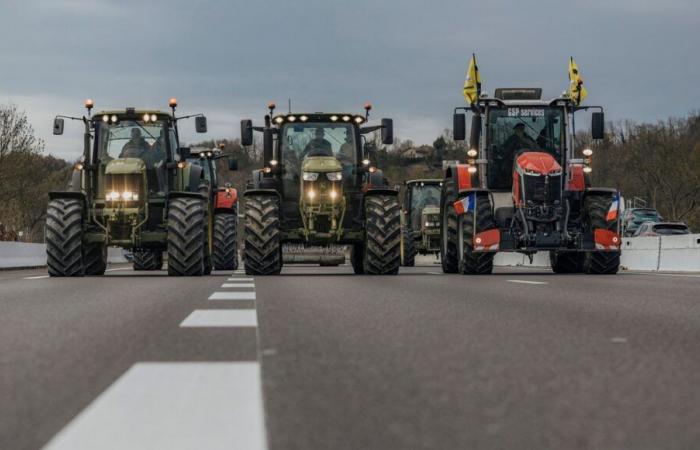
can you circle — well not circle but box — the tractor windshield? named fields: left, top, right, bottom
left=408, top=183, right=441, bottom=230
left=279, top=122, right=358, bottom=198
left=96, top=120, right=169, bottom=168
left=486, top=107, right=564, bottom=190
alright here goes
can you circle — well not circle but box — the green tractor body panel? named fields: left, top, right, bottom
left=299, top=156, right=346, bottom=241
left=419, top=205, right=441, bottom=252
left=104, top=157, right=146, bottom=175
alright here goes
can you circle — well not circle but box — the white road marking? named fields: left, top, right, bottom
left=105, top=268, right=131, bottom=272
left=610, top=337, right=628, bottom=343
left=209, top=291, right=256, bottom=301
left=506, top=279, right=548, bottom=285
left=180, top=310, right=258, bottom=327
left=427, top=271, right=443, bottom=275
left=42, top=362, right=267, bottom=450
left=227, top=277, right=254, bottom=281
left=23, top=274, right=49, bottom=279
left=221, top=283, right=256, bottom=288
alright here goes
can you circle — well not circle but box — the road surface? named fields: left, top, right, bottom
left=1, top=263, right=700, bottom=449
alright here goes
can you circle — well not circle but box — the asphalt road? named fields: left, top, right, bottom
left=2, top=262, right=700, bottom=449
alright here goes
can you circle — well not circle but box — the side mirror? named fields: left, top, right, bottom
left=228, top=156, right=238, bottom=171
left=179, top=147, right=191, bottom=160
left=469, top=114, right=482, bottom=150
left=263, top=128, right=274, bottom=165
left=591, top=112, right=605, bottom=139
left=453, top=113, right=466, bottom=141
left=381, top=118, right=393, bottom=145
left=53, top=118, right=64, bottom=135
left=240, top=119, right=253, bottom=146
left=195, top=116, right=207, bottom=133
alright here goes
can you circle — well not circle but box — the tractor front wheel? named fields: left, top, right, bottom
left=243, top=195, right=281, bottom=275
left=363, top=195, right=401, bottom=275
left=440, top=178, right=459, bottom=273
left=213, top=213, right=238, bottom=270
left=459, top=194, right=495, bottom=275
left=167, top=197, right=206, bottom=276
left=133, top=249, right=163, bottom=271
left=84, top=244, right=107, bottom=275
left=584, top=195, right=620, bottom=274
left=401, top=228, right=416, bottom=267
left=46, top=199, right=85, bottom=277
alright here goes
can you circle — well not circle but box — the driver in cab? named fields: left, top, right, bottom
left=120, top=128, right=149, bottom=159
left=303, top=128, right=333, bottom=157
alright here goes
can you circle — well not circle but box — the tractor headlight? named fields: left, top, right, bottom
left=106, top=191, right=139, bottom=202
left=330, top=190, right=338, bottom=201
left=326, top=171, right=342, bottom=181
left=107, top=191, right=120, bottom=201
left=121, top=191, right=135, bottom=201
left=303, top=172, right=319, bottom=181
left=307, top=189, right=316, bottom=200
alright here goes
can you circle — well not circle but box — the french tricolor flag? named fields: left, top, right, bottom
left=606, top=193, right=620, bottom=222
left=453, top=193, right=475, bottom=215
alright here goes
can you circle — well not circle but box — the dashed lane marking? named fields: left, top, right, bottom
left=41, top=362, right=267, bottom=450
left=221, top=283, right=256, bottom=288
left=180, top=310, right=258, bottom=327
left=227, top=277, right=254, bottom=281
left=23, top=275, right=49, bottom=279
left=506, top=279, right=548, bottom=285
left=105, top=268, right=131, bottom=272
left=209, top=292, right=256, bottom=301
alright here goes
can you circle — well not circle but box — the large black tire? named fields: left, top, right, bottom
left=244, top=195, right=281, bottom=275
left=213, top=213, right=238, bottom=270
left=167, top=197, right=206, bottom=276
left=46, top=199, right=85, bottom=277
left=363, top=195, right=401, bottom=275
left=440, top=178, right=459, bottom=273
left=401, top=227, right=416, bottom=267
left=584, top=195, right=620, bottom=274
left=132, top=250, right=163, bottom=271
left=350, top=243, right=365, bottom=274
left=459, top=193, right=496, bottom=275
left=550, top=251, right=585, bottom=273
left=84, top=244, right=107, bottom=275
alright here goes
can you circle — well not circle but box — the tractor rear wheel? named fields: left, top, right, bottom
left=167, top=197, right=206, bottom=276
left=84, top=244, right=107, bottom=275
left=213, top=213, right=238, bottom=270
left=584, top=195, right=620, bottom=274
left=133, top=249, right=163, bottom=271
left=459, top=194, right=495, bottom=275
left=363, top=195, right=401, bottom=275
left=244, top=195, right=281, bottom=275
left=46, top=199, right=85, bottom=277
left=401, top=228, right=416, bottom=267
left=440, top=178, right=459, bottom=273
left=350, top=243, right=365, bottom=274
left=549, top=251, right=584, bottom=273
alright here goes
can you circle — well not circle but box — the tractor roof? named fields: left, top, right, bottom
left=94, top=109, right=172, bottom=118
left=406, top=179, right=442, bottom=186
left=272, top=113, right=367, bottom=126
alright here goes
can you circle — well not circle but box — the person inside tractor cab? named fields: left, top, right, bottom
left=120, top=128, right=149, bottom=158
left=504, top=123, right=539, bottom=155
left=303, top=128, right=333, bottom=157
left=411, top=186, right=440, bottom=229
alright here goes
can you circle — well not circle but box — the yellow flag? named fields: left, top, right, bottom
left=568, top=57, right=588, bottom=105
left=463, top=54, right=481, bottom=104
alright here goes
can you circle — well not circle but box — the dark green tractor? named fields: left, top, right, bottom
left=236, top=103, right=401, bottom=275
left=400, top=179, right=442, bottom=266
left=46, top=98, right=215, bottom=276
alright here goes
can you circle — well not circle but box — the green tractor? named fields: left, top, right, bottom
left=186, top=145, right=240, bottom=270
left=46, top=98, right=225, bottom=277
left=237, top=103, right=401, bottom=275
left=400, top=179, right=442, bottom=266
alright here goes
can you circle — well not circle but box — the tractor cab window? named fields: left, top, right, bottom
left=486, top=107, right=564, bottom=190
left=280, top=122, right=357, bottom=198
left=187, top=154, right=217, bottom=188
left=408, top=183, right=441, bottom=230
left=96, top=120, right=169, bottom=168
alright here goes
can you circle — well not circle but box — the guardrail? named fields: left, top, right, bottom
left=0, top=242, right=128, bottom=270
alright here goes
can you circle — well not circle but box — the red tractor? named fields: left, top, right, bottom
left=441, top=87, right=621, bottom=274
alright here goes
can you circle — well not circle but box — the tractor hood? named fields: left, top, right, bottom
left=105, top=158, right=147, bottom=175
left=421, top=205, right=440, bottom=216
left=515, top=152, right=561, bottom=175
left=301, top=156, right=342, bottom=173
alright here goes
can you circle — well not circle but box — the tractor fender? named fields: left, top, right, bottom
left=362, top=170, right=389, bottom=192
left=443, top=163, right=477, bottom=194
left=214, top=188, right=238, bottom=213
left=242, top=188, right=281, bottom=199
left=167, top=191, right=207, bottom=202
left=186, top=164, right=205, bottom=192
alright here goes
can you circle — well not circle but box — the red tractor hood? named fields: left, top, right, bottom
left=515, top=152, right=561, bottom=175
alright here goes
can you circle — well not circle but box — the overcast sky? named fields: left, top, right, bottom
left=1, top=0, right=698, bottom=160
